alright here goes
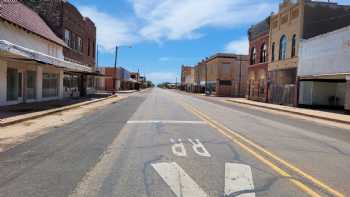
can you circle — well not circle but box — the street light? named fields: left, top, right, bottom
left=113, top=45, right=132, bottom=94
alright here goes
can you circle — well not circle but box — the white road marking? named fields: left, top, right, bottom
left=127, top=120, right=206, bottom=124
left=151, top=162, right=209, bottom=197
left=188, top=139, right=211, bottom=157
left=225, top=163, right=255, bottom=197
left=170, top=138, right=187, bottom=157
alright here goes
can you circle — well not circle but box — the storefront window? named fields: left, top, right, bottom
left=27, top=71, right=36, bottom=99
left=42, top=73, right=59, bottom=98
left=7, top=68, right=18, bottom=101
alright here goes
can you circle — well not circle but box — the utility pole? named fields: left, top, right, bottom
left=238, top=55, right=242, bottom=97
left=113, top=45, right=118, bottom=94
left=205, top=61, right=208, bottom=94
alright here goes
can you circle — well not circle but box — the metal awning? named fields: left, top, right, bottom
left=0, top=40, right=92, bottom=73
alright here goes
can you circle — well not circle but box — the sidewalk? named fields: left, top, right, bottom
left=226, top=98, right=350, bottom=125
left=0, top=94, right=115, bottom=127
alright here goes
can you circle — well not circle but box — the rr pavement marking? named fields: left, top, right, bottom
left=178, top=100, right=336, bottom=197
left=127, top=120, right=207, bottom=124
left=170, top=138, right=187, bottom=157
left=225, top=163, right=255, bottom=197
left=188, top=139, right=211, bottom=157
left=151, top=162, right=209, bottom=197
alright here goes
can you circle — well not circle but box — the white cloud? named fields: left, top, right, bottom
left=130, top=0, right=276, bottom=41
left=79, top=6, right=139, bottom=52
left=224, top=37, right=249, bottom=55
left=147, top=72, right=177, bottom=84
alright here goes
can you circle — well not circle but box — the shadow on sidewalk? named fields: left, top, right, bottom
left=0, top=93, right=112, bottom=119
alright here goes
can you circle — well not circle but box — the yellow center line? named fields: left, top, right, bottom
left=178, top=100, right=345, bottom=197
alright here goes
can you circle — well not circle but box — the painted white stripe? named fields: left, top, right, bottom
left=152, top=162, right=209, bottom=197
left=127, top=120, right=206, bottom=124
left=225, top=163, right=255, bottom=197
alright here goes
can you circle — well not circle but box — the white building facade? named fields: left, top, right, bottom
left=297, top=25, right=350, bottom=111
left=0, top=2, right=91, bottom=106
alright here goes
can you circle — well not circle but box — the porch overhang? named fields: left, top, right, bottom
left=0, top=40, right=92, bottom=73
left=298, top=73, right=350, bottom=81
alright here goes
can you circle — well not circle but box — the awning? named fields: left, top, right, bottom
left=0, top=40, right=92, bottom=72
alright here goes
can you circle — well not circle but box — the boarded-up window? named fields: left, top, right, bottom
left=272, top=19, right=278, bottom=29
left=281, top=13, right=289, bottom=25
left=291, top=8, right=299, bottom=20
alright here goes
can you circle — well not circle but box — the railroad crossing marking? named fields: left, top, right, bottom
left=170, top=138, right=187, bottom=157
left=170, top=138, right=211, bottom=158
left=188, top=138, right=211, bottom=157
left=151, top=162, right=255, bottom=197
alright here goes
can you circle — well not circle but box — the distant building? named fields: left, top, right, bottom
left=22, top=0, right=97, bottom=97
left=0, top=1, right=90, bottom=106
left=297, top=25, right=350, bottom=111
left=268, top=0, right=350, bottom=106
left=97, top=67, right=137, bottom=91
left=247, top=17, right=270, bottom=102
left=180, top=65, right=195, bottom=92
left=192, top=53, right=248, bottom=97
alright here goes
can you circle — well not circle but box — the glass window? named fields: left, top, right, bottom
left=42, top=73, right=59, bottom=98
left=26, top=71, right=36, bottom=99
left=291, top=34, right=297, bottom=58
left=7, top=68, right=18, bottom=101
left=88, top=38, right=91, bottom=56
left=250, top=48, right=256, bottom=65
left=77, top=36, right=83, bottom=53
left=279, top=35, right=287, bottom=60
left=260, top=43, right=267, bottom=63
left=92, top=41, right=95, bottom=58
left=271, top=42, right=275, bottom=62
left=64, top=29, right=71, bottom=46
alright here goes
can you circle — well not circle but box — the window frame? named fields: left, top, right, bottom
left=291, top=34, right=297, bottom=58
left=279, top=35, right=288, bottom=60
left=260, top=43, right=267, bottom=63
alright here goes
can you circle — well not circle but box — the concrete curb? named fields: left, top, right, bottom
left=0, top=95, right=119, bottom=127
left=226, top=99, right=350, bottom=125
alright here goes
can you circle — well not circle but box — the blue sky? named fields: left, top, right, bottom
left=69, top=0, right=350, bottom=84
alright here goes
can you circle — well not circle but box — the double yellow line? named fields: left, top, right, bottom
left=179, top=101, right=345, bottom=197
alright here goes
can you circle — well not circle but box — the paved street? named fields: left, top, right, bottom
left=0, top=88, right=350, bottom=197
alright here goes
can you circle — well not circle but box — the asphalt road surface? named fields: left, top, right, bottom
left=0, top=88, right=349, bottom=197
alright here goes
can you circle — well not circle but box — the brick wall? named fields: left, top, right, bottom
left=22, top=0, right=96, bottom=68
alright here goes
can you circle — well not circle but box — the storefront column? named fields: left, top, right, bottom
left=0, top=60, right=7, bottom=105
left=36, top=65, right=43, bottom=101
left=345, top=76, right=350, bottom=111
left=58, top=70, right=64, bottom=99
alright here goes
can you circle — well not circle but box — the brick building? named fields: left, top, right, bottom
left=268, top=0, right=350, bottom=106
left=247, top=17, right=270, bottom=102
left=21, top=0, right=97, bottom=97
left=180, top=65, right=195, bottom=92
left=191, top=53, right=248, bottom=97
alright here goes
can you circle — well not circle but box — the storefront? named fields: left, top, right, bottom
left=0, top=40, right=91, bottom=106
